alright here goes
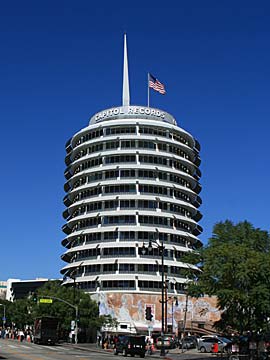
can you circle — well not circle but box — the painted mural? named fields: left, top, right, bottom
left=96, top=292, right=222, bottom=334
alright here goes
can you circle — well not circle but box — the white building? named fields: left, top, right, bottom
left=61, top=35, right=203, bottom=334
left=0, top=281, right=7, bottom=300
left=5, top=278, right=50, bottom=302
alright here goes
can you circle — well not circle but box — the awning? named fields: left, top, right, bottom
left=134, top=321, right=162, bottom=332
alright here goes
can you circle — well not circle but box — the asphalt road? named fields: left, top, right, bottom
left=0, top=339, right=215, bottom=360
left=0, top=339, right=111, bottom=360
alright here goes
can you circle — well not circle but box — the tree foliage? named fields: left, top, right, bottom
left=3, top=281, right=116, bottom=334
left=197, top=220, right=270, bottom=334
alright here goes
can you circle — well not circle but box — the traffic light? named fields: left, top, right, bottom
left=145, top=306, right=153, bottom=321
left=32, top=292, right=38, bottom=303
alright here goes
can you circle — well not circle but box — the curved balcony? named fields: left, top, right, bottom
left=61, top=112, right=202, bottom=293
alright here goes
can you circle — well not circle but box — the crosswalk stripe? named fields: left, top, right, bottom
left=37, top=345, right=59, bottom=351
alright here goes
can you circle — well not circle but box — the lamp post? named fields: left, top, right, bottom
left=181, top=291, right=189, bottom=353
left=167, top=296, right=178, bottom=335
left=0, top=304, right=6, bottom=329
left=141, top=240, right=166, bottom=357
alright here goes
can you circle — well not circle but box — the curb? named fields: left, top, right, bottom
left=64, top=343, right=176, bottom=358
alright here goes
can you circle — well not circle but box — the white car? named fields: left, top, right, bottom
left=197, top=336, right=231, bottom=353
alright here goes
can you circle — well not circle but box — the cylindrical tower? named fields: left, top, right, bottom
left=61, top=105, right=202, bottom=300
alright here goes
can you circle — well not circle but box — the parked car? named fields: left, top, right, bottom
left=156, top=335, right=176, bottom=349
left=197, top=336, right=231, bottom=353
left=114, top=335, right=146, bottom=358
left=179, top=336, right=198, bottom=349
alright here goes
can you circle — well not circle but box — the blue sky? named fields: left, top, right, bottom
left=1, top=0, right=269, bottom=280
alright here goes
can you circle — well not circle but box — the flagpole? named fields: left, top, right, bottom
left=147, top=73, right=150, bottom=107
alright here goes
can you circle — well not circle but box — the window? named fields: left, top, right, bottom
left=138, top=200, right=157, bottom=210
left=120, top=200, right=135, bottom=209
left=120, top=169, right=135, bottom=178
left=119, top=264, right=135, bottom=272
left=106, top=141, right=119, bottom=150
left=138, top=232, right=157, bottom=241
left=102, top=247, right=135, bottom=257
left=121, top=140, right=135, bottom=148
left=102, top=280, right=135, bottom=289
left=138, top=170, right=155, bottom=179
left=104, top=184, right=136, bottom=194
left=138, top=140, right=155, bottom=149
left=103, top=215, right=136, bottom=225
left=104, top=200, right=118, bottom=210
left=105, top=155, right=136, bottom=164
left=119, top=231, right=135, bottom=241
left=105, top=127, right=136, bottom=135
left=104, top=231, right=118, bottom=241
left=105, top=170, right=119, bottom=179
left=103, top=263, right=117, bottom=272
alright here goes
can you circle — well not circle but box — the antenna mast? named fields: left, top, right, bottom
left=122, top=34, right=130, bottom=106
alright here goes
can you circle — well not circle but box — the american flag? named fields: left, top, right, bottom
left=149, top=73, right=166, bottom=94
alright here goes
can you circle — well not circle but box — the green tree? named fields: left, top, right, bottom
left=30, top=281, right=116, bottom=333
left=197, top=220, right=270, bottom=334
left=5, top=281, right=117, bottom=338
left=30, top=281, right=98, bottom=330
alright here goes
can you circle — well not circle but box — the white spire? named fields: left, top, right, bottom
left=122, top=33, right=130, bottom=106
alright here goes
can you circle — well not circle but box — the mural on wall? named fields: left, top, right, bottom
left=98, top=292, right=222, bottom=331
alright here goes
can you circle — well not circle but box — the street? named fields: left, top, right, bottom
left=0, top=339, right=213, bottom=360
left=0, top=339, right=111, bottom=360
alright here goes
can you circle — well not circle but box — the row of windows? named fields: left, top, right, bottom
left=71, top=200, right=192, bottom=219
left=73, top=126, right=191, bottom=149
left=72, top=214, right=192, bottom=232
left=72, top=169, right=191, bottom=190
left=77, top=187, right=102, bottom=201
left=74, top=129, right=103, bottom=146
left=73, top=154, right=192, bottom=176
left=75, top=279, right=186, bottom=292
left=73, top=246, right=187, bottom=261
left=72, top=184, right=192, bottom=204
left=72, top=140, right=191, bottom=162
left=105, top=155, right=136, bottom=164
left=103, top=215, right=136, bottom=225
left=104, top=184, right=136, bottom=194
left=77, top=280, right=136, bottom=290
left=138, top=280, right=186, bottom=292
left=139, top=185, right=191, bottom=202
left=73, top=143, right=103, bottom=161
left=67, top=231, right=190, bottom=250
left=77, top=263, right=190, bottom=276
left=139, top=155, right=190, bottom=174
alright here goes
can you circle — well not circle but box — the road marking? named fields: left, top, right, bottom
left=60, top=346, right=73, bottom=350
left=37, top=345, right=58, bottom=351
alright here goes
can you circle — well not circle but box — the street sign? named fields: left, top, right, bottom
left=148, top=325, right=153, bottom=331
left=2, top=317, right=6, bottom=321
left=39, top=298, right=53, bottom=304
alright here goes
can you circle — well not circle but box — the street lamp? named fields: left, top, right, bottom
left=141, top=239, right=166, bottom=357
left=0, top=304, right=6, bottom=329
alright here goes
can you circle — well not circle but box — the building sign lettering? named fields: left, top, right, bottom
left=94, top=106, right=167, bottom=122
